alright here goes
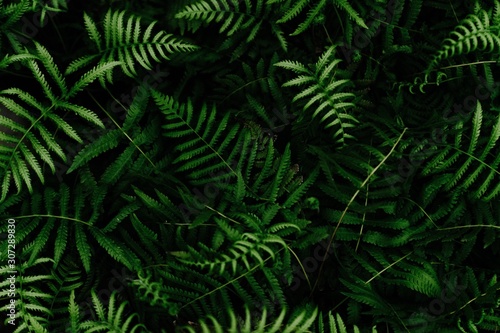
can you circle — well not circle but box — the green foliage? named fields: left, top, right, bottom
left=152, top=90, right=245, bottom=185
left=68, top=289, right=149, bottom=333
left=275, top=45, right=358, bottom=145
left=271, top=0, right=368, bottom=35
left=422, top=101, right=500, bottom=201
left=0, top=43, right=117, bottom=201
left=0, top=258, right=53, bottom=332
left=174, top=0, right=287, bottom=61
left=67, top=9, right=198, bottom=82
left=1, top=0, right=500, bottom=332
left=31, top=0, right=68, bottom=23
left=0, top=0, right=30, bottom=43
left=176, top=306, right=319, bottom=333
left=427, top=8, right=500, bottom=72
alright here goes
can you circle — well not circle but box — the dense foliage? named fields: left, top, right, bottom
left=0, top=0, right=499, bottom=332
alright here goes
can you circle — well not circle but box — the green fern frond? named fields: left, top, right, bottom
left=2, top=176, right=143, bottom=273
left=174, top=297, right=316, bottom=332
left=427, top=9, right=500, bottom=72
left=275, top=46, right=358, bottom=145
left=66, top=9, right=197, bottom=81
left=153, top=90, right=250, bottom=186
left=317, top=310, right=379, bottom=333
left=175, top=0, right=287, bottom=55
left=176, top=0, right=253, bottom=35
left=401, top=0, right=423, bottom=43
left=46, top=255, right=84, bottom=330
left=70, top=289, right=149, bottom=333
left=182, top=228, right=285, bottom=276
left=177, top=306, right=378, bottom=332
left=0, top=53, right=37, bottom=70
left=0, top=0, right=30, bottom=33
left=0, top=43, right=117, bottom=201
left=0, top=258, right=54, bottom=332
left=66, top=61, right=122, bottom=98
left=130, top=269, right=178, bottom=313
left=340, top=275, right=392, bottom=313
left=175, top=0, right=267, bottom=37
left=282, top=165, right=319, bottom=208
left=332, top=0, right=369, bottom=29
left=274, top=0, right=367, bottom=36
left=68, top=89, right=161, bottom=179
left=422, top=101, right=500, bottom=201
left=31, top=0, right=68, bottom=24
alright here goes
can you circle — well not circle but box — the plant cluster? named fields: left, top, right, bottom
left=0, top=0, right=500, bottom=332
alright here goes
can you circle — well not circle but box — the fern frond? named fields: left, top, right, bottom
left=67, top=9, right=197, bottom=81
left=76, top=290, right=149, bottom=332
left=176, top=0, right=266, bottom=37
left=153, top=90, right=250, bottom=186
left=274, top=0, right=367, bottom=35
left=0, top=258, right=54, bottom=332
left=46, top=256, right=83, bottom=329
left=178, top=306, right=377, bottom=332
left=275, top=46, right=357, bottom=145
left=0, top=0, right=30, bottom=33
left=175, top=0, right=287, bottom=55
left=428, top=9, right=500, bottom=72
left=422, top=101, right=500, bottom=201
left=317, top=310, right=379, bottom=333
left=0, top=43, right=118, bottom=201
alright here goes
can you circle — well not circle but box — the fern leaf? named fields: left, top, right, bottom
left=428, top=10, right=500, bottom=71
left=67, top=130, right=121, bottom=174
left=71, top=9, right=197, bottom=81
left=275, top=46, right=357, bottom=145
left=282, top=165, right=319, bottom=208
left=66, top=61, right=121, bottom=97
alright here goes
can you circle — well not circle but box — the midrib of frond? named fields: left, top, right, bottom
left=103, top=40, right=193, bottom=54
